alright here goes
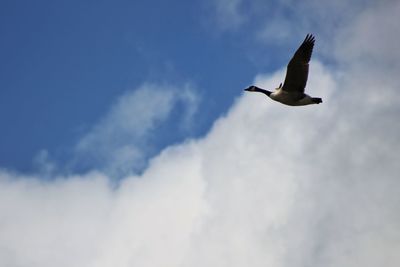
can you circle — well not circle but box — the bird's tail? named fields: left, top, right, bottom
left=312, top=97, right=323, bottom=104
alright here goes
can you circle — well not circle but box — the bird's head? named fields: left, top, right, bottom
left=244, top=85, right=272, bottom=96
left=244, top=85, right=257, bottom=92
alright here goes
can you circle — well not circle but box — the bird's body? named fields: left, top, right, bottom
left=270, top=88, right=320, bottom=106
left=245, top=34, right=322, bottom=106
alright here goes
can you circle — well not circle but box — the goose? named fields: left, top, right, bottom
left=244, top=34, right=322, bottom=106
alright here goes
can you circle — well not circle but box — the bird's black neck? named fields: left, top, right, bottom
left=253, top=86, right=272, bottom=96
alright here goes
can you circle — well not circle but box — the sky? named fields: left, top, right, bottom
left=1, top=0, right=400, bottom=266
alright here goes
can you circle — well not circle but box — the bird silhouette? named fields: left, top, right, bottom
left=244, top=34, right=322, bottom=106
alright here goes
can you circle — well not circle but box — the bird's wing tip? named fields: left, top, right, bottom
left=306, top=33, right=315, bottom=42
left=303, top=34, right=315, bottom=45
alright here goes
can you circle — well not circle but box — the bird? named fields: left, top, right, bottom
left=244, top=34, right=322, bottom=106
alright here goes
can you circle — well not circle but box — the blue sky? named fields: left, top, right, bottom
left=1, top=0, right=400, bottom=266
left=1, top=0, right=355, bottom=174
left=0, top=0, right=266, bottom=172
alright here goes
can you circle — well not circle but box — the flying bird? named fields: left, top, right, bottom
left=244, top=34, right=322, bottom=106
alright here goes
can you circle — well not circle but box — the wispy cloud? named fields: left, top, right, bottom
left=211, top=0, right=375, bottom=55
left=335, top=0, right=400, bottom=67
left=207, top=0, right=246, bottom=31
left=73, top=82, right=199, bottom=177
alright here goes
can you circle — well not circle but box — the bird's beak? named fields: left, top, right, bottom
left=244, top=88, right=250, bottom=92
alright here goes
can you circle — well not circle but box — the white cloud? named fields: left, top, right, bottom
left=1, top=55, right=400, bottom=266
left=73, top=83, right=199, bottom=176
left=0, top=144, right=206, bottom=267
left=335, top=0, right=400, bottom=67
left=1, top=1, right=400, bottom=267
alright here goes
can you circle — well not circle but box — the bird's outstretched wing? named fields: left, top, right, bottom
left=282, top=34, right=315, bottom=94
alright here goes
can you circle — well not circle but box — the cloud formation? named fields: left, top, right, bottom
left=73, top=83, right=199, bottom=176
left=1, top=1, right=400, bottom=267
left=1, top=56, right=399, bottom=266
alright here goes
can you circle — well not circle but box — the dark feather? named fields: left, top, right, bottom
left=282, top=34, right=315, bottom=94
